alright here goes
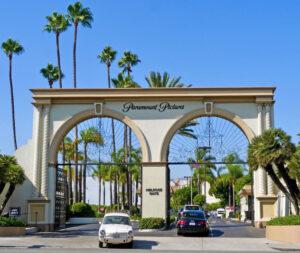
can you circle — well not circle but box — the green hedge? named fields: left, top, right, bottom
left=0, top=217, right=25, bottom=227
left=140, top=218, right=165, bottom=229
left=266, top=215, right=300, bottom=226
left=69, top=202, right=96, bottom=217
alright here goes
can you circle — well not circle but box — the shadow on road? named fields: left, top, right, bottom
left=106, top=240, right=158, bottom=250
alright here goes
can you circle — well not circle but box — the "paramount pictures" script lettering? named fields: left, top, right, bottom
left=122, top=102, right=184, bottom=112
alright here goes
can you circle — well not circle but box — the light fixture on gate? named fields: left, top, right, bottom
left=94, top=103, right=103, bottom=115
left=204, top=102, right=213, bottom=114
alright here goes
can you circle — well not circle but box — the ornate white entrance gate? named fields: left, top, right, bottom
left=8, top=87, right=276, bottom=230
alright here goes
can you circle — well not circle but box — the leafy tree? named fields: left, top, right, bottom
left=248, top=128, right=300, bottom=214
left=44, top=12, right=69, bottom=87
left=146, top=71, right=187, bottom=87
left=118, top=51, right=140, bottom=77
left=0, top=155, right=25, bottom=214
left=170, top=186, right=198, bottom=210
left=1, top=39, right=24, bottom=150
left=193, top=194, right=206, bottom=207
left=289, top=146, right=300, bottom=182
left=209, top=174, right=230, bottom=207
left=40, top=64, right=63, bottom=88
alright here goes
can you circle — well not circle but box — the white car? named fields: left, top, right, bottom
left=98, top=212, right=134, bottom=248
left=216, top=208, right=225, bottom=218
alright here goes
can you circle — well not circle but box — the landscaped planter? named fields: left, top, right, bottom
left=0, top=227, right=26, bottom=236
left=67, top=217, right=99, bottom=224
left=266, top=225, right=300, bottom=244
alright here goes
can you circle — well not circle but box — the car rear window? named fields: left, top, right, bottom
left=185, top=206, right=200, bottom=210
left=103, top=216, right=130, bottom=225
left=183, top=212, right=205, bottom=219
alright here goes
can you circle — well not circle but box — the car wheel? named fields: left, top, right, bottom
left=99, top=241, right=103, bottom=248
left=177, top=230, right=182, bottom=236
left=127, top=241, right=133, bottom=248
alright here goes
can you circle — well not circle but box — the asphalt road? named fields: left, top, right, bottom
left=55, top=217, right=265, bottom=238
left=0, top=218, right=298, bottom=253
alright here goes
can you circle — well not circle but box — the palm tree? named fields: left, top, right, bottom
left=0, top=155, right=25, bottom=214
left=67, top=3, right=93, bottom=201
left=145, top=71, right=187, bottom=88
left=98, top=46, right=117, bottom=88
left=112, top=73, right=140, bottom=88
left=189, top=148, right=216, bottom=195
left=67, top=1, right=93, bottom=88
left=118, top=51, right=140, bottom=77
left=98, top=46, right=118, bottom=204
left=248, top=128, right=300, bottom=214
left=80, top=127, right=104, bottom=202
left=129, top=148, right=142, bottom=207
left=44, top=12, right=69, bottom=87
left=1, top=39, right=24, bottom=150
left=92, top=164, right=108, bottom=206
left=223, top=154, right=244, bottom=209
left=40, top=64, right=63, bottom=88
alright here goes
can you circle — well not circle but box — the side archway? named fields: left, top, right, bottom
left=160, top=107, right=255, bottom=162
left=49, top=107, right=150, bottom=164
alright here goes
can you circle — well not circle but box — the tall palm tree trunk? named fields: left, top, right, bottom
left=68, top=162, right=73, bottom=204
left=135, top=179, right=138, bottom=208
left=110, top=180, right=113, bottom=207
left=9, top=55, right=17, bottom=150
left=128, top=128, right=132, bottom=207
left=121, top=183, right=125, bottom=209
left=83, top=144, right=87, bottom=202
left=98, top=176, right=102, bottom=207
left=103, top=180, right=106, bottom=206
left=73, top=23, right=78, bottom=88
left=124, top=125, right=130, bottom=208
left=0, top=184, right=15, bottom=214
left=79, top=164, right=82, bottom=202
left=56, top=32, right=62, bottom=88
left=232, top=184, right=235, bottom=212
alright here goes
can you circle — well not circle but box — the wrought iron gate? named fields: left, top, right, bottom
left=55, top=165, right=67, bottom=228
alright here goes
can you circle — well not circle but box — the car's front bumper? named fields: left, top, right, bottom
left=178, top=225, right=209, bottom=234
left=99, top=233, right=133, bottom=245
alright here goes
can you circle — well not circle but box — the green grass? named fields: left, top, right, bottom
left=266, top=215, right=300, bottom=226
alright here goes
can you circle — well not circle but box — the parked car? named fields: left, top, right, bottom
left=177, top=210, right=209, bottom=236
left=98, top=213, right=134, bottom=248
left=216, top=208, right=225, bottom=218
left=183, top=204, right=201, bottom=211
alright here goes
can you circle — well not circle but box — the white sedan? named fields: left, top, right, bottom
left=98, top=213, right=134, bottom=248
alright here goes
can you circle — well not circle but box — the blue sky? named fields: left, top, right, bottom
left=1, top=0, right=300, bottom=155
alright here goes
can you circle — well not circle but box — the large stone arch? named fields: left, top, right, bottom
left=49, top=107, right=150, bottom=164
left=160, top=107, right=255, bottom=162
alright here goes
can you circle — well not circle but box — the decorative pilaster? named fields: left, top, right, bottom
left=265, top=104, right=275, bottom=195
left=257, top=104, right=266, bottom=195
left=32, top=106, right=42, bottom=197
left=41, top=105, right=50, bottom=198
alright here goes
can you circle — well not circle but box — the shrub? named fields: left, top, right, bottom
left=140, top=218, right=165, bottom=229
left=69, top=202, right=95, bottom=217
left=0, top=217, right=25, bottom=227
left=266, top=215, right=300, bottom=226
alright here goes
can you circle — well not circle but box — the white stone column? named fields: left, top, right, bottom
left=41, top=105, right=50, bottom=198
left=265, top=104, right=275, bottom=195
left=257, top=104, right=266, bottom=195
left=32, top=106, right=42, bottom=197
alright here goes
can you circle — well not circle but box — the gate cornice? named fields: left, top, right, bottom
left=31, top=87, right=275, bottom=104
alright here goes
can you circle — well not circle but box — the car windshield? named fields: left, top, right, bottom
left=185, top=206, right=199, bottom=210
left=103, top=216, right=130, bottom=225
left=183, top=212, right=205, bottom=219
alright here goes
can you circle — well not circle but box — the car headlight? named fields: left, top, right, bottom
left=128, top=230, right=133, bottom=236
left=99, top=230, right=106, bottom=236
